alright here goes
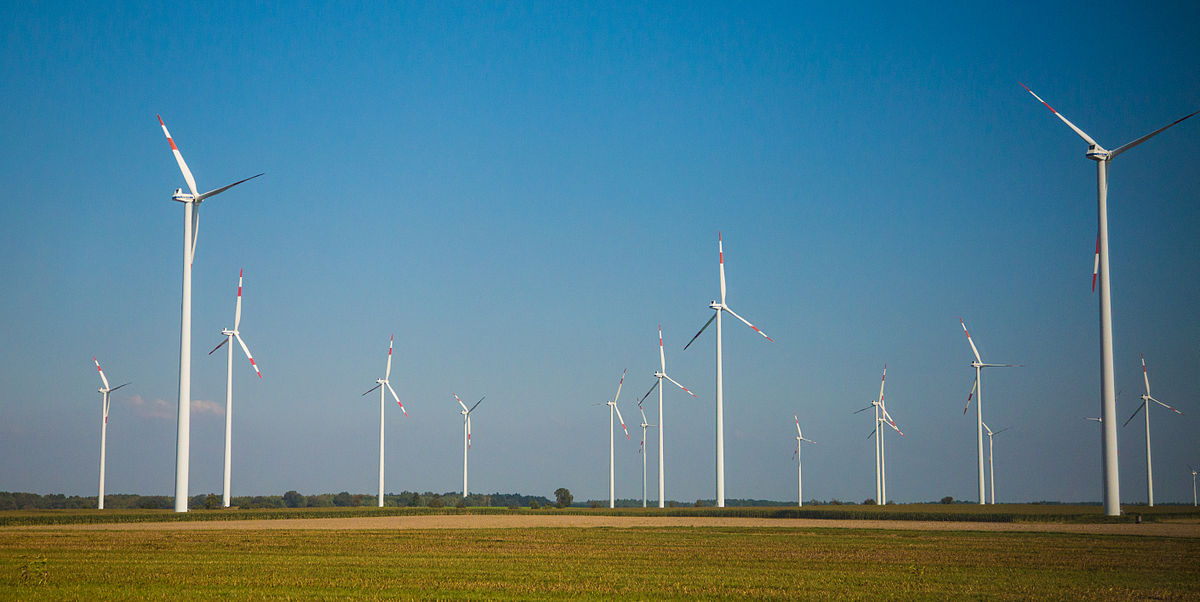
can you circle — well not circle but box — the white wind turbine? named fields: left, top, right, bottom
left=792, top=414, right=815, bottom=507
left=960, top=319, right=1019, bottom=505
left=208, top=269, right=261, bottom=508
left=92, top=357, right=128, bottom=510
left=598, top=370, right=630, bottom=509
left=454, top=394, right=485, bottom=498
left=158, top=115, right=262, bottom=512
left=1122, top=354, right=1184, bottom=507
left=361, top=335, right=408, bottom=507
left=639, top=325, right=697, bottom=508
left=1190, top=465, right=1198, bottom=507
left=684, top=232, right=773, bottom=507
left=1020, top=84, right=1199, bottom=516
left=636, top=401, right=655, bottom=508
left=855, top=365, right=901, bottom=504
left=981, top=422, right=1010, bottom=505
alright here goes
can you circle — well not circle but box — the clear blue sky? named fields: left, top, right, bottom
left=2, top=1, right=1198, bottom=504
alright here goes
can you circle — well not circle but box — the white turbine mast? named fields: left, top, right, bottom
left=793, top=414, right=815, bottom=507
left=684, top=232, right=772, bottom=507
left=454, top=394, right=485, bottom=498
left=1121, top=354, right=1184, bottom=507
left=158, top=115, right=262, bottom=512
left=207, top=269, right=261, bottom=508
left=361, top=335, right=408, bottom=507
left=854, top=365, right=900, bottom=504
left=597, top=370, right=630, bottom=509
left=1190, top=465, right=1198, bottom=507
left=981, top=422, right=1010, bottom=505
left=960, top=319, right=1019, bottom=505
left=636, top=401, right=656, bottom=508
left=1021, top=83, right=1199, bottom=515
left=93, top=357, right=129, bottom=510
left=640, top=324, right=697, bottom=508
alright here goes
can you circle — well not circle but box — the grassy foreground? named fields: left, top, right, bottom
left=3, top=503, right=1199, bottom=527
left=2, top=527, right=1198, bottom=599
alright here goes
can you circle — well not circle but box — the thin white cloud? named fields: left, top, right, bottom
left=125, top=395, right=224, bottom=420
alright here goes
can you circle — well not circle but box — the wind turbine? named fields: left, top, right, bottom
left=361, top=335, right=408, bottom=507
left=684, top=232, right=772, bottom=507
left=92, top=357, right=128, bottom=510
left=1189, top=465, right=1198, bottom=507
left=640, top=325, right=697, bottom=508
left=454, top=394, right=485, bottom=498
left=1020, top=84, right=1199, bottom=516
left=208, top=269, right=261, bottom=508
left=792, top=414, right=815, bottom=507
left=982, top=422, right=1010, bottom=505
left=855, top=365, right=901, bottom=504
left=158, top=115, right=262, bottom=512
left=960, top=319, right=1019, bottom=505
left=636, top=401, right=656, bottom=508
left=1122, top=355, right=1184, bottom=507
left=598, top=370, right=630, bottom=509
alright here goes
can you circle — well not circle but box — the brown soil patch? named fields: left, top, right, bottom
left=9, top=514, right=1200, bottom=537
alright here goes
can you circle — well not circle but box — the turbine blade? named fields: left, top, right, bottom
left=469, top=395, right=485, bottom=413
left=613, top=403, right=630, bottom=439
left=93, top=356, right=110, bottom=390
left=386, top=382, right=407, bottom=416
left=1092, top=233, right=1100, bottom=292
left=1019, top=83, right=1099, bottom=147
left=194, top=173, right=264, bottom=202
left=109, top=382, right=131, bottom=393
left=854, top=404, right=875, bottom=414
left=362, top=383, right=381, bottom=396
left=960, top=319, right=982, bottom=364
left=1110, top=109, right=1200, bottom=159
left=385, top=335, right=394, bottom=380
left=157, top=114, right=198, bottom=196
left=658, top=324, right=666, bottom=372
left=1122, top=403, right=1145, bottom=427
left=455, top=394, right=469, bottom=412
left=992, top=427, right=1011, bottom=436
left=722, top=305, right=773, bottom=342
left=882, top=409, right=904, bottom=436
left=234, top=269, right=244, bottom=331
left=234, top=333, right=261, bottom=378
left=613, top=369, right=626, bottom=404
left=638, top=379, right=660, bottom=405
left=718, top=231, right=726, bottom=304
left=867, top=426, right=876, bottom=440
left=964, top=377, right=978, bottom=415
left=794, top=413, right=801, bottom=436
left=982, top=421, right=992, bottom=436
left=639, top=405, right=648, bottom=424
left=684, top=312, right=717, bottom=350
left=1141, top=354, right=1151, bottom=397
left=878, top=364, right=887, bottom=405
left=1149, top=397, right=1183, bottom=416
left=662, top=374, right=697, bottom=398
left=190, top=208, right=199, bottom=265
left=467, top=415, right=471, bottom=449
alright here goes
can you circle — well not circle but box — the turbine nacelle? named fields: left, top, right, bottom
left=1085, top=144, right=1110, bottom=161
left=171, top=188, right=194, bottom=203
left=221, top=328, right=236, bottom=336
left=708, top=300, right=721, bottom=310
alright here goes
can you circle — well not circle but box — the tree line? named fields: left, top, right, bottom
left=0, top=490, right=554, bottom=511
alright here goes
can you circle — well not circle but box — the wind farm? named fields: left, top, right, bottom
left=3, top=3, right=1200, bottom=599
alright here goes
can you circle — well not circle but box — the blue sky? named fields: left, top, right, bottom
left=2, top=1, right=1198, bottom=505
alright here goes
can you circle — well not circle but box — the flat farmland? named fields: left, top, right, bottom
left=3, top=516, right=1199, bottom=599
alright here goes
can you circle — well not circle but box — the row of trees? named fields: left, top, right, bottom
left=0, top=490, right=556, bottom=511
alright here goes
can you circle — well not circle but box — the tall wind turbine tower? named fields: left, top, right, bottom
left=960, top=319, right=1018, bottom=505
left=1020, top=84, right=1198, bottom=515
left=685, top=233, right=772, bottom=507
left=1122, top=355, right=1184, bottom=507
left=637, top=401, right=655, bottom=508
left=599, top=370, right=630, bottom=509
left=158, top=115, right=262, bottom=512
left=361, top=335, right=408, bottom=507
left=982, top=423, right=1010, bottom=505
left=208, top=269, right=261, bottom=508
left=793, top=414, right=815, bottom=507
left=454, top=394, right=485, bottom=498
left=93, top=358, right=128, bottom=510
left=640, top=325, right=696, bottom=508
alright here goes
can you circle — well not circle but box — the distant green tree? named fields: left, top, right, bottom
left=862, top=498, right=876, bottom=505
left=454, top=497, right=466, bottom=508
left=282, top=490, right=304, bottom=508
left=332, top=491, right=353, bottom=507
left=429, top=495, right=445, bottom=508
left=554, top=488, right=573, bottom=508
left=529, top=500, right=540, bottom=509
left=204, top=494, right=221, bottom=509
left=940, top=496, right=954, bottom=504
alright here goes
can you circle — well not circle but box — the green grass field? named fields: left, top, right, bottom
left=3, top=502, right=1199, bottom=527
left=2, top=526, right=1198, bottom=599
